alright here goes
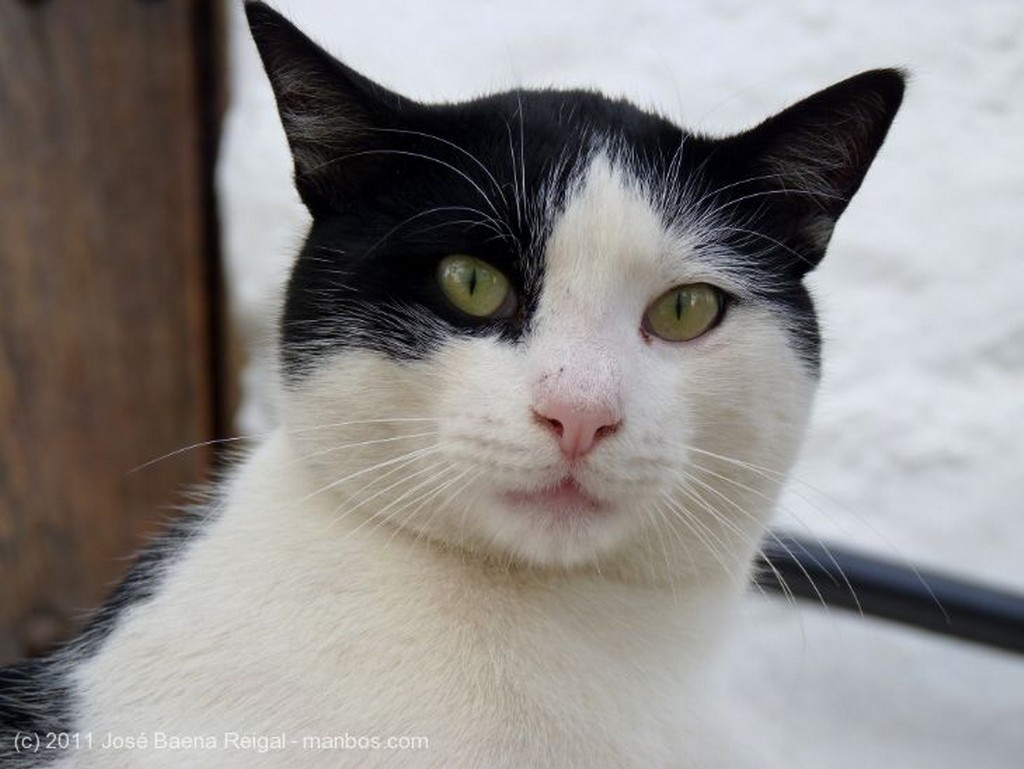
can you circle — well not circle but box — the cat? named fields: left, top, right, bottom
left=0, top=2, right=904, bottom=766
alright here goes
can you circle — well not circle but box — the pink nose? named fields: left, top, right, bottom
left=532, top=399, right=621, bottom=460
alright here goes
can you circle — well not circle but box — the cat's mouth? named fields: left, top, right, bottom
left=501, top=477, right=606, bottom=520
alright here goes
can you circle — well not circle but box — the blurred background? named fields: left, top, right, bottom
left=0, top=0, right=227, bottom=660
left=1, top=1, right=1022, bottom=767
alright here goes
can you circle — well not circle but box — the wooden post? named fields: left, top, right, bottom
left=0, top=0, right=224, bottom=663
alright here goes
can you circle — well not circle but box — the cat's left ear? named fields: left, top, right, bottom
left=716, top=69, right=906, bottom=274
left=245, top=1, right=415, bottom=214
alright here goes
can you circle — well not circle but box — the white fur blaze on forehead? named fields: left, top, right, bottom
left=538, top=153, right=672, bottom=330
left=527, top=154, right=677, bottom=411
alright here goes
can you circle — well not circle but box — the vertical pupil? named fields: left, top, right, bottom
left=675, top=290, right=684, bottom=320
left=469, top=267, right=477, bottom=296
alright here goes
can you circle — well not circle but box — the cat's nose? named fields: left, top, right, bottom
left=532, top=398, right=621, bottom=461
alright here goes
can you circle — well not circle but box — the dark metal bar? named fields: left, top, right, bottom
left=755, top=531, right=1024, bottom=655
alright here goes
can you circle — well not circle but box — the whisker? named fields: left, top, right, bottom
left=678, top=470, right=835, bottom=613
left=298, top=445, right=439, bottom=505
left=313, top=148, right=505, bottom=221
left=660, top=492, right=746, bottom=590
left=132, top=417, right=443, bottom=472
left=296, top=431, right=438, bottom=465
left=342, top=459, right=459, bottom=538
left=364, top=127, right=512, bottom=214
left=131, top=436, right=254, bottom=473
left=398, top=467, right=480, bottom=550
left=359, top=206, right=513, bottom=261
left=504, top=118, right=523, bottom=227
left=364, top=464, right=462, bottom=542
left=645, top=502, right=683, bottom=599
left=516, top=93, right=528, bottom=230
left=690, top=172, right=791, bottom=210
left=687, top=458, right=861, bottom=615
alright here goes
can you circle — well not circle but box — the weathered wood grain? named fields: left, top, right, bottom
left=0, top=0, right=223, bottom=663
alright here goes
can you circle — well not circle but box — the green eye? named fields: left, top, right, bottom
left=437, top=255, right=513, bottom=318
left=643, top=283, right=724, bottom=342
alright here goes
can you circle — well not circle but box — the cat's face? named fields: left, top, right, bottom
left=247, top=2, right=903, bottom=575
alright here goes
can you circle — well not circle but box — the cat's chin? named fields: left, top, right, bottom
left=479, top=478, right=639, bottom=569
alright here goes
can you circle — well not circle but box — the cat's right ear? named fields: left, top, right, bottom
left=708, top=69, right=905, bottom=276
left=245, top=1, right=413, bottom=215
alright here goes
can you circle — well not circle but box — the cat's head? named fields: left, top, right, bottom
left=246, top=2, right=903, bottom=577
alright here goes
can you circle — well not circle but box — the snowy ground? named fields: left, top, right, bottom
left=218, top=1, right=1024, bottom=766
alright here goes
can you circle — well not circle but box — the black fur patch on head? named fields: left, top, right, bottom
left=278, top=89, right=689, bottom=377
left=246, top=1, right=903, bottom=379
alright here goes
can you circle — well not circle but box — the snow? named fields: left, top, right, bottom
left=217, top=1, right=1024, bottom=765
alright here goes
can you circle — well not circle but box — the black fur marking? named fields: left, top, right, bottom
left=279, top=89, right=690, bottom=377
left=247, top=1, right=903, bottom=381
left=0, top=508, right=217, bottom=766
left=71, top=508, right=215, bottom=658
left=0, top=661, right=71, bottom=766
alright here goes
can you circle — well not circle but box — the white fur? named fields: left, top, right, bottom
left=62, top=155, right=816, bottom=767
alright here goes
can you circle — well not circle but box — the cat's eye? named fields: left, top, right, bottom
left=437, top=255, right=514, bottom=319
left=643, top=283, right=724, bottom=342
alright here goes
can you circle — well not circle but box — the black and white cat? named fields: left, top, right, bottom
left=0, top=2, right=904, bottom=766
